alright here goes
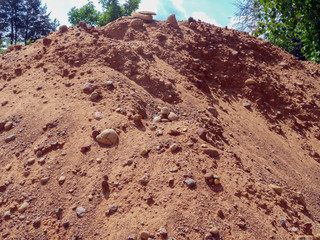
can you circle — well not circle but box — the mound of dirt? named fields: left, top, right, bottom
left=1, top=16, right=320, bottom=240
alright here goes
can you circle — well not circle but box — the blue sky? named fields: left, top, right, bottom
left=43, top=0, right=237, bottom=27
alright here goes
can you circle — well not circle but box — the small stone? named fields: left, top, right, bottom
left=4, top=121, right=13, bottom=130
left=0, top=183, right=6, bottom=192
left=58, top=176, right=66, bottom=185
left=18, top=202, right=29, bottom=213
left=270, top=184, right=283, bottom=195
left=159, top=227, right=167, bottom=238
left=140, top=149, right=149, bottom=156
left=79, top=21, right=87, bottom=28
left=0, top=120, right=6, bottom=130
left=27, top=158, right=36, bottom=165
left=107, top=205, right=118, bottom=215
left=55, top=208, right=63, bottom=219
left=96, top=129, right=118, bottom=146
left=90, top=90, right=101, bottom=101
left=40, top=176, right=50, bottom=185
left=88, top=194, right=93, bottom=201
left=280, top=218, right=286, bottom=227
left=153, top=116, right=161, bottom=122
left=168, top=112, right=179, bottom=121
left=139, top=175, right=149, bottom=186
left=208, top=107, right=218, bottom=117
left=106, top=80, right=114, bottom=89
left=185, top=178, right=196, bottom=189
left=203, top=148, right=219, bottom=158
left=130, top=19, right=143, bottom=28
left=94, top=112, right=104, bottom=120
left=204, top=173, right=213, bottom=181
left=169, top=143, right=179, bottom=152
left=167, top=14, right=179, bottom=28
left=4, top=210, right=11, bottom=219
left=196, top=128, right=208, bottom=140
left=209, top=227, right=219, bottom=235
left=160, top=107, right=170, bottom=115
left=133, top=114, right=142, bottom=122
left=5, top=134, right=16, bottom=143
left=245, top=79, right=257, bottom=86
left=62, top=221, right=70, bottom=228
left=96, top=158, right=102, bottom=163
left=33, top=218, right=41, bottom=228
left=243, top=103, right=251, bottom=108
left=140, top=231, right=151, bottom=240
left=43, top=37, right=52, bottom=46
left=38, top=157, right=46, bottom=164
left=59, top=25, right=68, bottom=33
left=76, top=207, right=86, bottom=218
left=83, top=82, right=97, bottom=93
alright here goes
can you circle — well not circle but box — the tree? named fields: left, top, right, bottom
left=68, top=1, right=101, bottom=27
left=0, top=0, right=59, bottom=46
left=68, top=0, right=141, bottom=27
left=234, top=0, right=320, bottom=63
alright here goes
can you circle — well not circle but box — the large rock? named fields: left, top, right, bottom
left=167, top=14, right=179, bottom=28
left=131, top=12, right=153, bottom=21
left=203, top=148, right=219, bottom=158
left=138, top=11, right=157, bottom=15
left=96, top=129, right=119, bottom=146
left=130, top=19, right=143, bottom=28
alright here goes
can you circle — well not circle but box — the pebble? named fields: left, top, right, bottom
left=169, top=143, right=179, bottom=152
left=139, top=175, right=149, bottom=186
left=153, top=116, right=161, bottom=122
left=107, top=205, right=118, bottom=215
left=159, top=227, right=167, bottom=238
left=0, top=183, right=6, bottom=192
left=168, top=112, right=179, bottom=121
left=160, top=107, right=170, bottom=115
left=243, top=103, right=251, bottom=108
left=5, top=134, right=16, bottom=143
left=58, top=176, right=66, bottom=185
left=270, top=184, right=283, bottom=195
left=33, top=218, right=41, bottom=228
left=245, top=79, right=257, bottom=86
left=94, top=112, right=104, bottom=120
left=4, top=210, right=11, bottom=219
left=40, top=176, right=50, bottom=185
left=83, top=82, right=97, bottom=93
left=76, top=207, right=86, bottom=218
left=210, top=227, right=219, bottom=235
left=133, top=114, right=142, bottom=122
left=59, top=25, right=68, bottom=33
left=167, top=14, right=179, bottom=28
left=96, top=129, right=119, bottom=145
left=204, top=173, right=213, bottom=181
left=140, top=231, right=151, bottom=240
left=27, top=158, right=36, bottom=165
left=203, top=148, right=219, bottom=158
left=185, top=178, right=196, bottom=189
left=90, top=90, right=101, bottom=101
left=208, top=107, right=218, bottom=117
left=196, top=128, right=208, bottom=140
left=4, top=121, right=13, bottom=130
left=18, top=202, right=29, bottom=213
left=38, top=157, right=46, bottom=164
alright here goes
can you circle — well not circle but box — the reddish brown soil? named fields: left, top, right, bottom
left=1, top=17, right=320, bottom=240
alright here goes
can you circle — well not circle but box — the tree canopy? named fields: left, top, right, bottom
left=234, top=0, right=320, bottom=63
left=0, top=0, right=59, bottom=46
left=68, top=0, right=141, bottom=27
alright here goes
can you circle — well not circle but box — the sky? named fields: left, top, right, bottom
left=43, top=0, right=237, bottom=28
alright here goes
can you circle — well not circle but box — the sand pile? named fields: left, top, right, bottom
left=1, top=15, right=320, bottom=240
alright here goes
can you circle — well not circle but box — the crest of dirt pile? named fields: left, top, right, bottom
left=1, top=17, right=320, bottom=240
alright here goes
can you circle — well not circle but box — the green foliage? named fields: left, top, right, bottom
left=254, top=0, right=320, bottom=63
left=68, top=1, right=101, bottom=27
left=68, top=0, right=141, bottom=27
left=0, top=0, right=59, bottom=46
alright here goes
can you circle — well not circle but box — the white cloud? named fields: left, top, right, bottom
left=192, top=12, right=221, bottom=27
left=138, top=0, right=160, bottom=13
left=170, top=0, right=187, bottom=18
